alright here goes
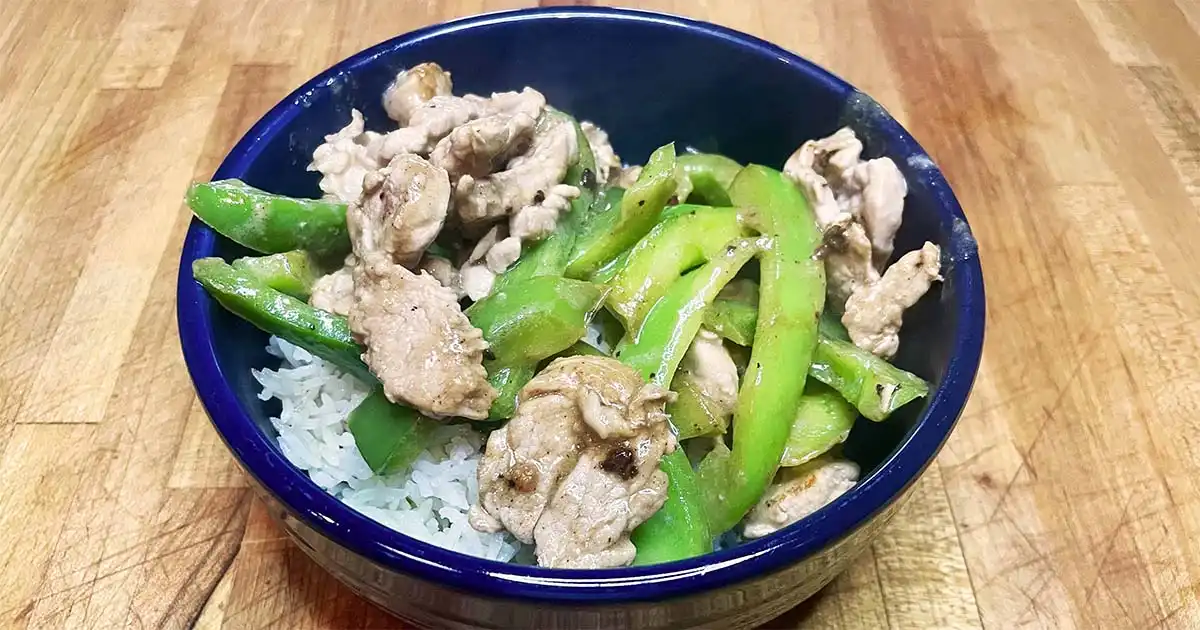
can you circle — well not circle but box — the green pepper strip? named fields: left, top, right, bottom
left=614, top=238, right=759, bottom=384
left=668, top=372, right=728, bottom=440
left=476, top=114, right=599, bottom=418
left=186, top=180, right=350, bottom=260
left=566, top=143, right=678, bottom=278
left=191, top=257, right=372, bottom=382
left=704, top=293, right=930, bottom=421
left=606, top=205, right=751, bottom=331
left=702, top=298, right=758, bottom=347
left=696, top=165, right=826, bottom=535
left=678, top=153, right=743, bottom=206
left=617, top=238, right=760, bottom=565
left=492, top=113, right=597, bottom=293
left=230, top=250, right=322, bottom=301
left=780, top=382, right=857, bottom=467
left=466, top=276, right=606, bottom=364
left=348, top=388, right=439, bottom=474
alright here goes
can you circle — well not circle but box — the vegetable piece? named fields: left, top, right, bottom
left=191, top=258, right=372, bottom=382
left=678, top=153, right=742, bottom=206
left=607, top=205, right=751, bottom=330
left=696, top=165, right=826, bottom=535
left=231, top=250, right=321, bottom=300
left=186, top=180, right=350, bottom=260
left=466, top=276, right=606, bottom=364
left=819, top=309, right=851, bottom=341
left=614, top=238, right=760, bottom=384
left=347, top=387, right=438, bottom=474
left=703, top=296, right=758, bottom=346
left=566, top=143, right=679, bottom=278
left=492, top=114, right=598, bottom=292
left=780, top=382, right=857, bottom=467
left=668, top=372, right=728, bottom=440
left=619, top=241, right=759, bottom=565
left=703, top=296, right=930, bottom=421
left=811, top=335, right=930, bottom=422
left=630, top=449, right=711, bottom=564
left=589, top=249, right=629, bottom=284
left=483, top=360, right=537, bottom=421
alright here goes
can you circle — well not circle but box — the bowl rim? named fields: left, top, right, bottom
left=176, top=5, right=986, bottom=604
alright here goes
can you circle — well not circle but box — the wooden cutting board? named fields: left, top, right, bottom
left=2, top=0, right=1198, bottom=627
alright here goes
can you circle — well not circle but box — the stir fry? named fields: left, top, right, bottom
left=188, top=62, right=942, bottom=568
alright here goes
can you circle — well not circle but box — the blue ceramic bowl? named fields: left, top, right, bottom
left=177, top=7, right=984, bottom=629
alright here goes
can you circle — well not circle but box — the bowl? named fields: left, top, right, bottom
left=176, top=7, right=985, bottom=629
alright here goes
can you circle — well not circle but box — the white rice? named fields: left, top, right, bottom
left=252, top=336, right=521, bottom=562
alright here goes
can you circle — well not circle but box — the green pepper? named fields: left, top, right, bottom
left=466, top=276, right=606, bottom=364
left=696, top=165, right=826, bottom=535
left=667, top=372, right=728, bottom=440
left=630, top=449, right=710, bottom=565
left=191, top=257, right=372, bottom=382
left=614, top=238, right=759, bottom=384
left=492, top=114, right=598, bottom=293
left=186, top=180, right=350, bottom=260
left=617, top=240, right=759, bottom=564
left=702, top=299, right=757, bottom=346
left=566, top=143, right=678, bottom=278
left=678, top=153, right=742, bottom=206
left=483, top=360, right=537, bottom=421
left=230, top=250, right=322, bottom=300
left=347, top=387, right=439, bottom=474
left=607, top=205, right=751, bottom=331
left=811, top=336, right=930, bottom=422
left=702, top=293, right=930, bottom=421
left=781, top=382, right=857, bottom=467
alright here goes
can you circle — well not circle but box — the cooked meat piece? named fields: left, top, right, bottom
left=308, top=109, right=385, bottom=204
left=612, top=164, right=642, bottom=188
left=742, top=457, right=860, bottom=539
left=309, top=256, right=356, bottom=317
left=418, top=254, right=464, bottom=299
left=374, top=93, right=486, bottom=161
left=783, top=127, right=861, bottom=227
left=453, top=112, right=578, bottom=227
left=346, top=154, right=451, bottom=268
left=466, top=225, right=501, bottom=264
left=348, top=254, right=495, bottom=418
left=430, top=108, right=539, bottom=179
left=819, top=218, right=880, bottom=307
left=459, top=263, right=495, bottom=301
left=509, top=184, right=580, bottom=241
left=679, top=328, right=739, bottom=418
left=374, top=88, right=546, bottom=163
left=783, top=127, right=907, bottom=268
left=469, top=356, right=675, bottom=568
left=581, top=121, right=620, bottom=184
left=846, top=156, right=907, bottom=268
left=485, top=236, right=521, bottom=274
left=382, top=62, right=453, bottom=125
left=842, top=242, right=942, bottom=358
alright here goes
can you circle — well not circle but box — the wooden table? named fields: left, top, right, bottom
left=3, top=0, right=1198, bottom=627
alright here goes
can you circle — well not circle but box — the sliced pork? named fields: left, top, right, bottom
left=469, top=356, right=675, bottom=568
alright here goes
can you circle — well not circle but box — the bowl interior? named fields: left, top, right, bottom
left=181, top=7, right=982, bottom=600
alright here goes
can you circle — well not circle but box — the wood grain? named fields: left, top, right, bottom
left=1, top=0, right=1197, bottom=628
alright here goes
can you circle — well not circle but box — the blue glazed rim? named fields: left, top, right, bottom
left=176, top=7, right=985, bottom=604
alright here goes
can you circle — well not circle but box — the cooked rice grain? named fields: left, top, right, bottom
left=253, top=337, right=520, bottom=562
